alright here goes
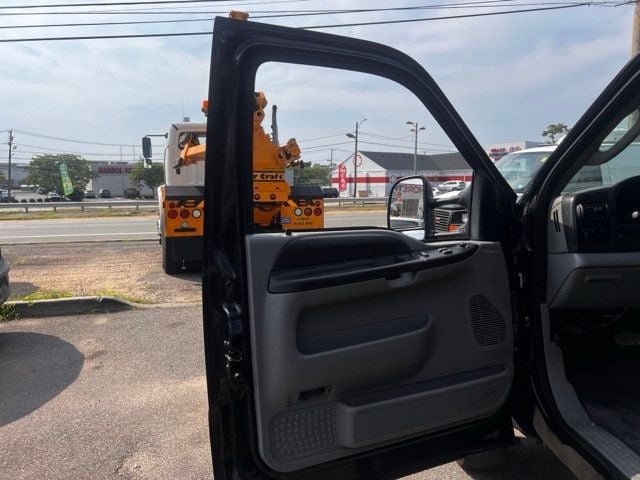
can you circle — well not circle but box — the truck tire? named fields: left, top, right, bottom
left=162, top=238, right=182, bottom=274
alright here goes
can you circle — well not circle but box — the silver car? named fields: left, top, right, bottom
left=0, top=246, right=10, bottom=305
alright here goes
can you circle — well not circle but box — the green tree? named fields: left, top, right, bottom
left=0, top=169, right=6, bottom=186
left=542, top=123, right=570, bottom=143
left=293, top=163, right=330, bottom=186
left=24, top=154, right=95, bottom=195
left=129, top=160, right=164, bottom=198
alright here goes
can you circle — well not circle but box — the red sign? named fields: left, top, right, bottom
left=97, top=166, right=133, bottom=174
left=338, top=164, right=347, bottom=192
left=488, top=145, right=522, bottom=161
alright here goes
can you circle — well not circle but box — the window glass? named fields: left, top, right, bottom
left=253, top=62, right=472, bottom=235
left=563, top=111, right=640, bottom=193
left=495, top=151, right=551, bottom=193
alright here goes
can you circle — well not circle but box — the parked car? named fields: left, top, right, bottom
left=98, top=189, right=112, bottom=198
left=123, top=187, right=141, bottom=199
left=0, top=246, right=10, bottom=305
left=46, top=192, right=62, bottom=202
left=202, top=18, right=640, bottom=480
left=84, top=190, right=96, bottom=199
left=0, top=189, right=16, bottom=203
left=320, top=186, right=339, bottom=198
left=36, top=187, right=46, bottom=195
left=437, top=180, right=466, bottom=192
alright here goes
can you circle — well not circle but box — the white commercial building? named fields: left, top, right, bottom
left=331, top=150, right=472, bottom=198
left=86, top=162, right=154, bottom=197
left=331, top=142, right=543, bottom=198
left=0, top=163, right=29, bottom=187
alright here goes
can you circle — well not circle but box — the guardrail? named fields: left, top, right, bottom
left=0, top=197, right=387, bottom=213
left=324, top=197, right=387, bottom=207
left=0, top=200, right=157, bottom=213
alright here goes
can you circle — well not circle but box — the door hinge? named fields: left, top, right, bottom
left=222, top=302, right=245, bottom=386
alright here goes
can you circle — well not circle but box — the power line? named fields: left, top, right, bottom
left=0, top=0, right=616, bottom=17
left=0, top=2, right=588, bottom=30
left=303, top=140, right=354, bottom=150
left=360, top=131, right=454, bottom=149
left=13, top=143, right=133, bottom=157
left=358, top=140, right=454, bottom=153
left=0, top=0, right=310, bottom=10
left=0, top=30, right=209, bottom=42
left=0, top=0, right=311, bottom=15
left=304, top=3, right=590, bottom=29
left=0, top=2, right=623, bottom=42
left=0, top=17, right=215, bottom=30
left=297, top=132, right=348, bottom=142
left=14, top=130, right=138, bottom=147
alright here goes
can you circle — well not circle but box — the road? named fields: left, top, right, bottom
left=0, top=217, right=157, bottom=244
left=0, top=305, right=576, bottom=480
left=0, top=210, right=387, bottom=244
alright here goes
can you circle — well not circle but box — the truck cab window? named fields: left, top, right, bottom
left=254, top=62, right=471, bottom=235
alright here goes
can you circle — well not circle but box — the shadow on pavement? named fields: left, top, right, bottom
left=460, top=439, right=577, bottom=480
left=7, top=281, right=38, bottom=297
left=0, top=332, right=84, bottom=426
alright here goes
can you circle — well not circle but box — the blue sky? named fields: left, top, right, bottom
left=0, top=1, right=636, bottom=165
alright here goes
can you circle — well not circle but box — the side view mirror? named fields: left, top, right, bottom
left=387, top=175, right=434, bottom=237
left=142, top=137, right=152, bottom=160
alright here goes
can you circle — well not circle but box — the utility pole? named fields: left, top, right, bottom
left=7, top=129, right=14, bottom=201
left=328, top=148, right=334, bottom=187
left=633, top=2, right=640, bottom=57
left=630, top=6, right=640, bottom=128
left=271, top=105, right=279, bottom=145
left=406, top=121, right=425, bottom=175
left=346, top=118, right=366, bottom=197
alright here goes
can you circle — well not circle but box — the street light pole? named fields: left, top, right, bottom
left=406, top=121, right=425, bottom=175
left=7, top=129, right=14, bottom=201
left=346, top=118, right=366, bottom=197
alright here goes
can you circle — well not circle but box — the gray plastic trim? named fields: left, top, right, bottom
left=335, top=366, right=510, bottom=448
left=245, top=230, right=514, bottom=473
left=548, top=196, right=569, bottom=254
left=548, top=253, right=640, bottom=308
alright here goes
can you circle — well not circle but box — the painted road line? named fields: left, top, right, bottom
left=0, top=232, right=157, bottom=240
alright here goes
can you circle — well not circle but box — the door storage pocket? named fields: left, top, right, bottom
left=335, top=365, right=510, bottom=448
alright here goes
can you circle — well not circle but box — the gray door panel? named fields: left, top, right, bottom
left=246, top=229, right=513, bottom=473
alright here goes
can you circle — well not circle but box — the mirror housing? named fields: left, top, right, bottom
left=142, top=137, right=152, bottom=160
left=387, top=175, right=434, bottom=238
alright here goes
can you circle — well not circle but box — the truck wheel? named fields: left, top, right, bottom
left=457, top=448, right=508, bottom=472
left=162, top=239, right=182, bottom=274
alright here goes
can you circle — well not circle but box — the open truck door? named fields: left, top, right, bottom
left=202, top=17, right=518, bottom=479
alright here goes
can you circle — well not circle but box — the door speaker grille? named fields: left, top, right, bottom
left=469, top=294, right=507, bottom=346
left=271, top=404, right=336, bottom=460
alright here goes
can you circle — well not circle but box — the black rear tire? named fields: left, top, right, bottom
left=162, top=237, right=182, bottom=274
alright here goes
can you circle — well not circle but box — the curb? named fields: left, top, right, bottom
left=5, top=296, right=141, bottom=319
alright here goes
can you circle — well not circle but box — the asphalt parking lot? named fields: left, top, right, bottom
left=0, top=304, right=577, bottom=480
left=0, top=306, right=211, bottom=480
